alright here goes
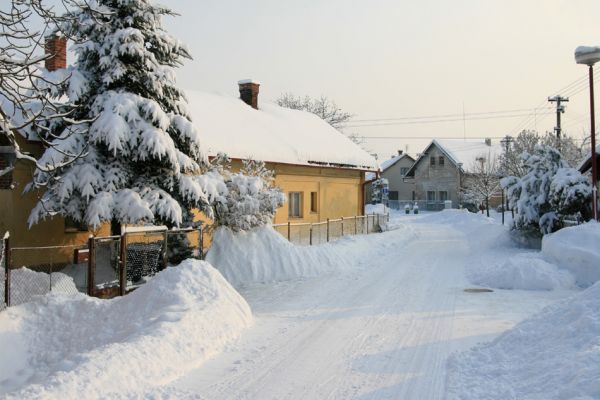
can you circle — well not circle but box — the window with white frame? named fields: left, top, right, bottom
left=288, top=192, right=303, bottom=218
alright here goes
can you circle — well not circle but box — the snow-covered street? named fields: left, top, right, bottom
left=167, top=215, right=573, bottom=399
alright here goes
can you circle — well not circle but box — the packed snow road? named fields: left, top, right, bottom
left=170, top=220, right=569, bottom=399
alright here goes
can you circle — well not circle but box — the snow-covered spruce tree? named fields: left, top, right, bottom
left=212, top=156, right=285, bottom=232
left=28, top=0, right=221, bottom=230
left=501, top=144, right=591, bottom=235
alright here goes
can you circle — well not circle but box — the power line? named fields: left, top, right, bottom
left=347, top=107, right=549, bottom=123
left=344, top=111, right=554, bottom=128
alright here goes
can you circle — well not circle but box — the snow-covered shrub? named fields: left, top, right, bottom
left=212, top=156, right=285, bottom=232
left=501, top=144, right=591, bottom=235
left=27, top=0, right=223, bottom=230
left=371, top=178, right=389, bottom=204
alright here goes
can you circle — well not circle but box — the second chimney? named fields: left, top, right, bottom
left=45, top=33, right=67, bottom=72
left=238, top=79, right=260, bottom=110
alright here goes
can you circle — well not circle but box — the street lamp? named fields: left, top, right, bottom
left=575, top=46, right=600, bottom=220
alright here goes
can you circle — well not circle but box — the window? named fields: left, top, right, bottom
left=310, top=191, right=318, bottom=213
left=389, top=191, right=399, bottom=200
left=439, top=191, right=448, bottom=201
left=438, top=156, right=445, bottom=166
left=0, top=153, right=13, bottom=190
left=427, top=191, right=436, bottom=201
left=65, top=217, right=88, bottom=233
left=430, top=156, right=436, bottom=167
left=400, top=167, right=409, bottom=176
left=288, top=192, right=303, bottom=218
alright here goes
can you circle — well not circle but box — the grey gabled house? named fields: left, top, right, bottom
left=404, top=139, right=502, bottom=209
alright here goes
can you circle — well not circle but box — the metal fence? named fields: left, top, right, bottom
left=1, top=226, right=204, bottom=309
left=273, top=214, right=388, bottom=246
left=387, top=200, right=447, bottom=211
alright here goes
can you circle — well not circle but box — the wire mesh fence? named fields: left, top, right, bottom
left=7, top=243, right=87, bottom=306
left=0, top=226, right=204, bottom=309
left=1, top=235, right=6, bottom=311
left=273, top=214, right=389, bottom=246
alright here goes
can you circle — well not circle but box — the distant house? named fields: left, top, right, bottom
left=404, top=139, right=502, bottom=209
left=186, top=81, right=377, bottom=225
left=379, top=151, right=415, bottom=202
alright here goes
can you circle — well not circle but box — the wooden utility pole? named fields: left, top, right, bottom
left=548, top=95, right=569, bottom=150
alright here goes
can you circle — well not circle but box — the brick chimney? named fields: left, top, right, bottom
left=238, top=79, right=260, bottom=110
left=397, top=150, right=403, bottom=156
left=484, top=138, right=492, bottom=146
left=45, top=34, right=67, bottom=71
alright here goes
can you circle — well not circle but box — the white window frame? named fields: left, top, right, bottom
left=288, top=192, right=303, bottom=218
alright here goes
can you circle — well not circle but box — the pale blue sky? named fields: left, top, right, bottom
left=48, top=1, right=600, bottom=160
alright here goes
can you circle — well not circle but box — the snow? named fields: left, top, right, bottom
left=1, top=210, right=593, bottom=398
left=447, top=280, right=600, bottom=400
left=206, top=224, right=411, bottom=287
left=237, top=79, right=260, bottom=85
left=379, top=153, right=411, bottom=171
left=184, top=91, right=378, bottom=171
left=122, top=225, right=167, bottom=234
left=542, top=221, right=600, bottom=287
left=0, top=260, right=252, bottom=399
left=365, top=203, right=387, bottom=214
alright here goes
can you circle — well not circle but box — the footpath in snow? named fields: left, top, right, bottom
left=0, top=210, right=598, bottom=399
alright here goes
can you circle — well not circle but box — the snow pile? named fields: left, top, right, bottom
left=365, top=203, right=387, bottom=215
left=206, top=225, right=417, bottom=287
left=468, top=252, right=575, bottom=291
left=542, top=222, right=600, bottom=287
left=207, top=226, right=354, bottom=287
left=0, top=268, right=79, bottom=306
left=0, top=260, right=252, bottom=399
left=447, top=281, right=600, bottom=400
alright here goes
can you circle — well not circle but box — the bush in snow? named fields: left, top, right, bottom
left=212, top=155, right=285, bottom=232
left=501, top=144, right=591, bottom=235
left=370, top=178, right=389, bottom=204
left=27, top=0, right=223, bottom=230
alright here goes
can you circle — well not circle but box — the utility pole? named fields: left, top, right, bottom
left=548, top=95, right=569, bottom=151
left=499, top=135, right=514, bottom=225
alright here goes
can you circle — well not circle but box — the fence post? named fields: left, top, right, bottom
left=309, top=224, right=313, bottom=246
left=326, top=218, right=330, bottom=242
left=355, top=216, right=358, bottom=235
left=341, top=217, right=344, bottom=236
left=287, top=221, right=291, bottom=241
left=366, top=215, right=369, bottom=234
left=87, top=236, right=95, bottom=296
left=199, top=226, right=204, bottom=260
left=4, top=233, right=10, bottom=307
left=162, top=230, right=168, bottom=270
left=377, top=214, right=380, bottom=228
left=119, top=233, right=127, bottom=296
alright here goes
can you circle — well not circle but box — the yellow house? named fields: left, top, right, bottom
left=185, top=80, right=378, bottom=225
left=1, top=72, right=376, bottom=268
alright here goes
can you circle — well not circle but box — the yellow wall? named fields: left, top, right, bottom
left=2, top=143, right=367, bottom=266
left=1, top=139, right=110, bottom=268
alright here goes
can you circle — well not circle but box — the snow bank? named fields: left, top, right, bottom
left=542, top=222, right=600, bottom=287
left=207, top=226, right=355, bottom=287
left=206, top=224, right=418, bottom=287
left=447, top=281, right=600, bottom=400
left=365, top=203, right=387, bottom=215
left=0, top=260, right=252, bottom=399
left=468, top=253, right=575, bottom=291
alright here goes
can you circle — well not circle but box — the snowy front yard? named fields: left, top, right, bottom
left=0, top=210, right=598, bottom=399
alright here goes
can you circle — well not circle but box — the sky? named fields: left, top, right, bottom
left=162, top=0, right=600, bottom=161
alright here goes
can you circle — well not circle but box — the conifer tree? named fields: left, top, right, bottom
left=29, top=0, right=219, bottom=229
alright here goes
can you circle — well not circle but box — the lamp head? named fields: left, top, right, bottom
left=575, top=46, right=600, bottom=66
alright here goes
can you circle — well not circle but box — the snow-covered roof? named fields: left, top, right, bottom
left=406, top=139, right=503, bottom=176
left=379, top=153, right=414, bottom=172
left=185, top=91, right=377, bottom=171
left=577, top=145, right=600, bottom=173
